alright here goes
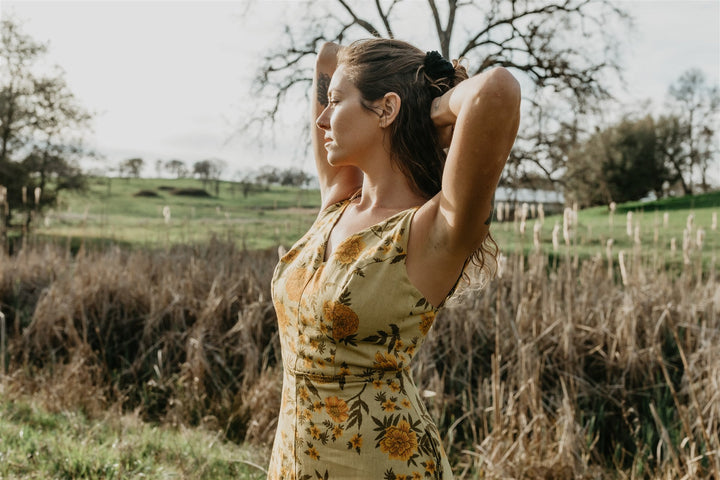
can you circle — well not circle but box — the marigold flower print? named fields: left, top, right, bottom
left=333, top=235, right=365, bottom=264
left=419, top=311, right=436, bottom=335
left=379, top=420, right=418, bottom=461
left=285, top=267, right=310, bottom=301
left=373, top=352, right=399, bottom=371
left=323, top=301, right=359, bottom=340
left=325, top=396, right=350, bottom=422
left=269, top=201, right=453, bottom=477
left=348, top=433, right=363, bottom=452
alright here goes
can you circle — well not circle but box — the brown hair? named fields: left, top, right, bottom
left=337, top=38, right=498, bottom=281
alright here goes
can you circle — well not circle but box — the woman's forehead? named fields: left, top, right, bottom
left=329, top=65, right=352, bottom=92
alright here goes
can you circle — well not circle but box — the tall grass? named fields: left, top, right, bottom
left=1, top=234, right=718, bottom=478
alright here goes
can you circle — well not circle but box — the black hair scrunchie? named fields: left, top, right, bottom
left=424, top=50, right=454, bottom=80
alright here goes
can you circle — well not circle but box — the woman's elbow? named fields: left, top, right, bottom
left=472, top=67, right=521, bottom=111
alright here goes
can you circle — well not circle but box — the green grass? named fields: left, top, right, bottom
left=0, top=396, right=268, bottom=479
left=493, top=191, right=720, bottom=266
left=34, top=177, right=322, bottom=250
left=31, top=178, right=720, bottom=263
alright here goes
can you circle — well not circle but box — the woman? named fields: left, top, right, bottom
left=269, top=38, right=520, bottom=479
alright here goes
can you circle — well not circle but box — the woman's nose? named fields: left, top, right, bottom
left=316, top=107, right=330, bottom=130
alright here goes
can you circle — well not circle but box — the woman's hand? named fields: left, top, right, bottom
left=312, top=41, right=363, bottom=209
left=430, top=93, right=457, bottom=149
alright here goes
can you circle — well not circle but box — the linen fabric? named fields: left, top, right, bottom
left=268, top=199, right=453, bottom=480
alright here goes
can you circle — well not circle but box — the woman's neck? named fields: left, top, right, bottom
left=354, top=166, right=426, bottom=212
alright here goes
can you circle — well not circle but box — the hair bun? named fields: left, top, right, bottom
left=424, top=51, right=455, bottom=80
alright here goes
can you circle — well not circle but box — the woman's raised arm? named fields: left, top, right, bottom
left=431, top=67, right=520, bottom=254
left=408, top=67, right=520, bottom=305
left=312, top=42, right=363, bottom=209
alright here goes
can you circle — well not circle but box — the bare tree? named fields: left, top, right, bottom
left=667, top=68, right=720, bottom=193
left=247, top=0, right=629, bottom=184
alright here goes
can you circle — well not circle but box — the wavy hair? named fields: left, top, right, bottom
left=337, top=38, right=498, bottom=280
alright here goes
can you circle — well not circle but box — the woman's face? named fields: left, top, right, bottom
left=316, top=65, right=383, bottom=167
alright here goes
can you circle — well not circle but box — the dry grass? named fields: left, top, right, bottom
left=0, top=237, right=718, bottom=478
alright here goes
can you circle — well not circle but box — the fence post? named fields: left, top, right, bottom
left=0, top=309, right=5, bottom=379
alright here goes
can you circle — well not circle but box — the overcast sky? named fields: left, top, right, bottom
left=2, top=0, right=719, bottom=179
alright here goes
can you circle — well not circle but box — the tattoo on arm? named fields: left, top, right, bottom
left=317, top=73, right=330, bottom=107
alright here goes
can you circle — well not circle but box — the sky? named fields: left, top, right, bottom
left=1, top=0, right=719, bottom=179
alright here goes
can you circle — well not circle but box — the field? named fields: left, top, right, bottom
left=32, top=177, right=321, bottom=250
left=1, top=178, right=719, bottom=478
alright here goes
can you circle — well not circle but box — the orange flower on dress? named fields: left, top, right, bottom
left=372, top=379, right=384, bottom=389
left=323, top=301, right=359, bottom=340
left=423, top=460, right=436, bottom=474
left=382, top=399, right=397, bottom=412
left=333, top=235, right=365, bottom=265
left=348, top=433, right=363, bottom=450
left=325, top=396, right=350, bottom=423
left=298, top=387, right=310, bottom=401
left=333, top=425, right=343, bottom=438
left=309, top=425, right=321, bottom=439
left=380, top=420, right=418, bottom=461
left=285, top=267, right=310, bottom=301
left=389, top=381, right=401, bottom=392
left=373, top=352, right=399, bottom=371
left=401, top=398, right=412, bottom=409
left=412, top=473, right=422, bottom=480
left=306, top=446, right=320, bottom=460
left=419, top=312, right=436, bottom=336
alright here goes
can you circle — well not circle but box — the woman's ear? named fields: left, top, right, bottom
left=377, top=92, right=401, bottom=128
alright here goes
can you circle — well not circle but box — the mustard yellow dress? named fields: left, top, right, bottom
left=269, top=199, right=454, bottom=480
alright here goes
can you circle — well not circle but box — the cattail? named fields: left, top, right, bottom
left=682, top=229, right=691, bottom=265
left=696, top=228, right=705, bottom=250
left=552, top=221, right=560, bottom=251
left=504, top=202, right=510, bottom=223
left=0, top=185, right=5, bottom=204
left=0, top=309, right=5, bottom=376
left=634, top=224, right=641, bottom=245
left=618, top=250, right=628, bottom=286
left=563, top=208, right=573, bottom=246
left=606, top=239, right=614, bottom=279
left=521, top=202, right=529, bottom=221
left=538, top=204, right=545, bottom=224
left=496, top=252, right=507, bottom=278
left=670, top=237, right=676, bottom=254
left=530, top=203, right=536, bottom=219
left=162, top=206, right=171, bottom=225
left=496, top=202, right=504, bottom=222
left=663, top=212, right=669, bottom=228
left=22, top=186, right=27, bottom=205
left=34, top=187, right=41, bottom=205
left=519, top=217, right=526, bottom=235
left=533, top=221, right=541, bottom=252
left=609, top=201, right=616, bottom=229
left=626, top=211, right=633, bottom=238
left=653, top=226, right=659, bottom=244
left=686, top=213, right=694, bottom=231
left=712, top=212, right=717, bottom=231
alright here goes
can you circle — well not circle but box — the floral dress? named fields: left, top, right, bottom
left=268, top=199, right=454, bottom=480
